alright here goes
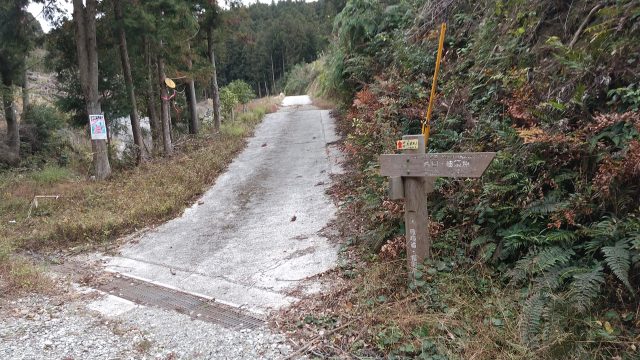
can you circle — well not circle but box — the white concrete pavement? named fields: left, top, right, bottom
left=103, top=96, right=342, bottom=314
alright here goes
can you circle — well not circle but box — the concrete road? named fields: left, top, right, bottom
left=105, top=96, right=342, bottom=314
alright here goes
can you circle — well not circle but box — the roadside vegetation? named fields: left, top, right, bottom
left=282, top=0, right=640, bottom=358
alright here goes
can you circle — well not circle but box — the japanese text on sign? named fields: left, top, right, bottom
left=396, top=139, right=419, bottom=150
left=379, top=152, right=496, bottom=178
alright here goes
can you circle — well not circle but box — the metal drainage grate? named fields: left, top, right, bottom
left=97, top=275, right=264, bottom=330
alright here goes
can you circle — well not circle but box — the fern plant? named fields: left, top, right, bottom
left=582, top=215, right=640, bottom=295
left=521, top=291, right=549, bottom=345
left=602, top=240, right=634, bottom=292
left=568, top=264, right=606, bottom=313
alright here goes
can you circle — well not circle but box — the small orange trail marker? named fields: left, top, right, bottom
left=396, top=139, right=419, bottom=150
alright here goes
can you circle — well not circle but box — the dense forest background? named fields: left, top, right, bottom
left=214, top=0, right=345, bottom=93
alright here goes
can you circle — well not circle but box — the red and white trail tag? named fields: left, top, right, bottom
left=396, top=139, right=419, bottom=150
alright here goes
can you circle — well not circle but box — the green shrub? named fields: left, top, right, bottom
left=608, top=83, right=640, bottom=112
left=219, top=87, right=239, bottom=120
left=220, top=80, right=257, bottom=120
left=21, top=104, right=66, bottom=153
left=226, top=80, right=255, bottom=107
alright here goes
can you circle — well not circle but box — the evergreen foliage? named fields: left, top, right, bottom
left=21, top=104, right=66, bottom=153
left=213, top=0, right=345, bottom=93
left=219, top=80, right=255, bottom=120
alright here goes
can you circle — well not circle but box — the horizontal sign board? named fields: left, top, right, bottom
left=396, top=139, right=419, bottom=150
left=379, top=152, right=496, bottom=178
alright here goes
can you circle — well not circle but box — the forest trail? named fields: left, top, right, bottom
left=104, top=95, right=342, bottom=314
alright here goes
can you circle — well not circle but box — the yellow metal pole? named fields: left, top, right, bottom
left=422, top=23, right=447, bottom=146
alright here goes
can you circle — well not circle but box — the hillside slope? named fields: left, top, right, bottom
left=295, top=0, right=640, bottom=358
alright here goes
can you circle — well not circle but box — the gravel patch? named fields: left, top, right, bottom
left=120, top=306, right=293, bottom=359
left=1, top=291, right=295, bottom=360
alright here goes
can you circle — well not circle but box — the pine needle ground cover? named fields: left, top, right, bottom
left=0, top=98, right=279, bottom=296
left=284, top=0, right=640, bottom=358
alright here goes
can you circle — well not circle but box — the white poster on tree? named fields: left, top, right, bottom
left=89, top=114, right=107, bottom=140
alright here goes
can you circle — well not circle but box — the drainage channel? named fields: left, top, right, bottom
left=96, top=275, right=265, bottom=331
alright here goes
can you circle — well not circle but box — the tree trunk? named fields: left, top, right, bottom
left=186, top=84, right=198, bottom=133
left=270, top=53, right=276, bottom=94
left=146, top=91, right=159, bottom=152
left=186, top=43, right=199, bottom=134
left=1, top=80, right=19, bottom=164
left=207, top=27, right=221, bottom=131
left=114, top=0, right=146, bottom=163
left=144, top=37, right=160, bottom=152
left=157, top=49, right=173, bottom=156
left=73, top=0, right=111, bottom=180
left=258, top=82, right=261, bottom=98
left=22, top=71, right=29, bottom=114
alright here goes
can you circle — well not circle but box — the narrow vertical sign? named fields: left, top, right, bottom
left=89, top=114, right=107, bottom=140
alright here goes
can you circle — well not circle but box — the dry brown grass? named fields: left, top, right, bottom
left=278, top=254, right=536, bottom=359
left=1, top=133, right=245, bottom=250
left=310, top=96, right=337, bottom=110
left=0, top=99, right=277, bottom=296
left=0, top=254, right=56, bottom=296
left=246, top=95, right=283, bottom=114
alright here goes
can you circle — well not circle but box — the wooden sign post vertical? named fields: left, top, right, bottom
left=380, top=140, right=496, bottom=281
left=401, top=135, right=430, bottom=277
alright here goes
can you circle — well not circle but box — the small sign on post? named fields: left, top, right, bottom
left=89, top=114, right=107, bottom=140
left=379, top=136, right=495, bottom=281
left=396, top=139, right=419, bottom=150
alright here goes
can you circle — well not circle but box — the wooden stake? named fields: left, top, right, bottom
left=388, top=177, right=404, bottom=200
left=402, top=135, right=430, bottom=280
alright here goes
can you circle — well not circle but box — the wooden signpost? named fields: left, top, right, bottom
left=379, top=135, right=496, bottom=279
